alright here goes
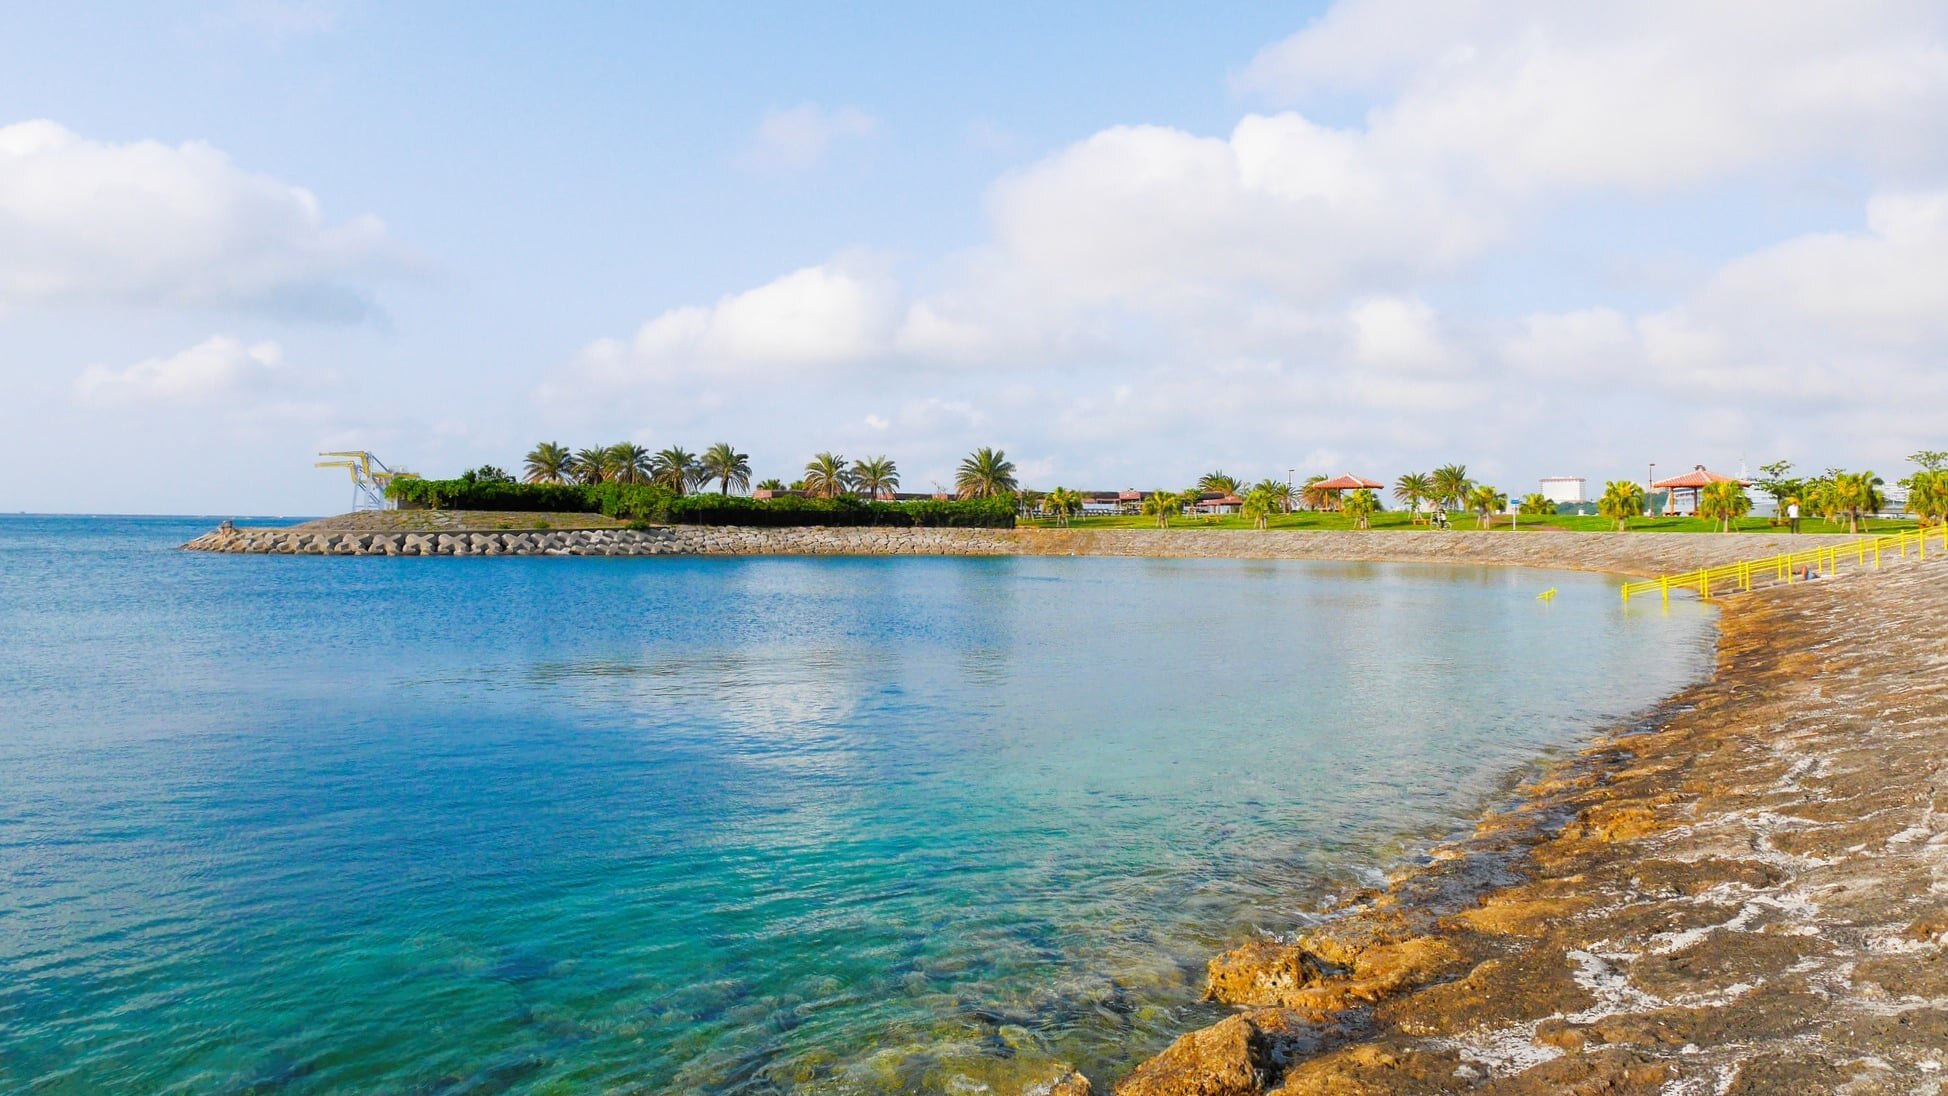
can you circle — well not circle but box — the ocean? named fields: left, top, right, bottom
left=0, top=515, right=1715, bottom=1093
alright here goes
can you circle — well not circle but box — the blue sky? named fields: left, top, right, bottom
left=2, top=1, right=1944, bottom=513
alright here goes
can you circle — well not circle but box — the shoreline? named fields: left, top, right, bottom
left=1098, top=551, right=1948, bottom=1095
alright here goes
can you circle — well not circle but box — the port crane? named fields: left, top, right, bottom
left=314, top=451, right=407, bottom=511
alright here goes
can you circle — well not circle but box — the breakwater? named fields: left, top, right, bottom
left=185, top=519, right=1866, bottom=578
left=181, top=524, right=1020, bottom=557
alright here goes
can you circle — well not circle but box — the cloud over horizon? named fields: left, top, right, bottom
left=548, top=1, right=1948, bottom=491
left=73, top=335, right=333, bottom=409
left=6, top=4, right=1948, bottom=513
left=0, top=120, right=399, bottom=321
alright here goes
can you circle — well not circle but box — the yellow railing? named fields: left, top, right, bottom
left=1620, top=525, right=1947, bottom=607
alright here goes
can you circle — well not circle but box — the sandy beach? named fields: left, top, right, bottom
left=1102, top=550, right=1948, bottom=1094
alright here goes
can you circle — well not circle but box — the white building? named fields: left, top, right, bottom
left=1539, top=476, right=1587, bottom=505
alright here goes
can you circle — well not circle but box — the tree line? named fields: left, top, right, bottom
left=458, top=444, right=1948, bottom=532
left=482, top=442, right=1023, bottom=501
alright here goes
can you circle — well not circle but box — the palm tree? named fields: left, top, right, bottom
left=1827, top=470, right=1883, bottom=534
left=956, top=447, right=1018, bottom=499
left=1598, top=480, right=1645, bottom=532
left=851, top=455, right=899, bottom=501
left=649, top=447, right=698, bottom=494
left=1142, top=490, right=1179, bottom=528
left=1342, top=488, right=1379, bottom=530
left=1905, top=470, right=1947, bottom=525
left=1698, top=480, right=1751, bottom=533
left=608, top=442, right=652, bottom=485
left=1300, top=475, right=1332, bottom=511
left=1251, top=478, right=1296, bottom=514
left=570, top=446, right=612, bottom=485
left=755, top=478, right=786, bottom=492
left=1198, top=471, right=1241, bottom=496
left=803, top=452, right=852, bottom=499
left=700, top=442, right=752, bottom=495
left=1517, top=492, right=1553, bottom=517
left=1432, top=464, right=1473, bottom=511
left=1467, top=484, right=1506, bottom=528
left=1044, top=486, right=1084, bottom=527
left=1394, top=472, right=1434, bottom=523
left=1240, top=487, right=1277, bottom=530
left=523, top=441, right=571, bottom=485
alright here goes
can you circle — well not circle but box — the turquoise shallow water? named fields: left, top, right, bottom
left=0, top=515, right=1715, bottom=1093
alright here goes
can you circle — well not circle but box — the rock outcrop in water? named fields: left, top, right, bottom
left=1091, top=554, right=1948, bottom=1094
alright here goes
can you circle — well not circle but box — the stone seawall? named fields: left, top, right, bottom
left=184, top=521, right=1865, bottom=578
left=1007, top=528, right=1865, bottom=577
left=181, top=524, right=1020, bottom=557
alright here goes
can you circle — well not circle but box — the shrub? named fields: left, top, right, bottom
left=386, top=477, right=592, bottom=512
left=383, top=479, right=1014, bottom=528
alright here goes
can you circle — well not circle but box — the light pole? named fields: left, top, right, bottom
left=1646, top=462, right=1656, bottom=517
left=1287, top=468, right=1295, bottom=514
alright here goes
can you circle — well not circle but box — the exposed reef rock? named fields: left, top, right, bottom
left=1105, top=554, right=1948, bottom=1093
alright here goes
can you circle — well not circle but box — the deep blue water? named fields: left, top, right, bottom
left=0, top=515, right=1715, bottom=1093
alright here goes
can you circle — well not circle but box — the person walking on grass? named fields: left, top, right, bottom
left=1788, top=498, right=1801, bottom=534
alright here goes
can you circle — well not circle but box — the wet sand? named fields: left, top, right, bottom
left=1103, top=552, right=1948, bottom=1095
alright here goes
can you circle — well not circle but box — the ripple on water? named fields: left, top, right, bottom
left=0, top=517, right=1717, bottom=1093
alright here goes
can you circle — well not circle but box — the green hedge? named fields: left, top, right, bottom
left=385, top=478, right=599, bottom=512
left=384, top=479, right=1015, bottom=528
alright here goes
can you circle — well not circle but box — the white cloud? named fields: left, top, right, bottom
left=982, top=115, right=1492, bottom=308
left=1349, top=297, right=1457, bottom=374
left=743, top=103, right=878, bottom=170
left=1236, top=0, right=1948, bottom=192
left=1500, top=185, right=1948, bottom=454
left=0, top=120, right=396, bottom=318
left=74, top=335, right=319, bottom=407
left=544, top=4, right=1948, bottom=491
left=572, top=259, right=899, bottom=386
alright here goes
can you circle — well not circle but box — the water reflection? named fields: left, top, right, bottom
left=0, top=522, right=1717, bottom=1094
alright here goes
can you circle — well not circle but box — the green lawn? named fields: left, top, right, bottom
left=1018, top=510, right=1922, bottom=534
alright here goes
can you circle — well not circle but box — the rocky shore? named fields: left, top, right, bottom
left=1094, top=552, right=1948, bottom=1095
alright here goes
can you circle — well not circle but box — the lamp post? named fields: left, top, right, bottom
left=1287, top=468, right=1295, bottom=514
left=1646, top=462, right=1656, bottom=517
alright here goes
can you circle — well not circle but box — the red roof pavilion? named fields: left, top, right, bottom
left=1312, top=473, right=1384, bottom=491
left=1308, top=473, right=1383, bottom=512
left=1651, top=465, right=1751, bottom=515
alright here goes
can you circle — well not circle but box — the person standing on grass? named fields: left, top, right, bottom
left=1787, top=498, right=1801, bottom=534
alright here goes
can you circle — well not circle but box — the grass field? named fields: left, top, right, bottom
left=1018, top=510, right=1922, bottom=534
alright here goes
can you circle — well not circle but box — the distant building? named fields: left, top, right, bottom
left=1539, top=476, right=1587, bottom=505
left=1193, top=492, right=1243, bottom=515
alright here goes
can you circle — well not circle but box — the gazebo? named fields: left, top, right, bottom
left=1652, top=465, right=1749, bottom=516
left=1310, top=473, right=1384, bottom=511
